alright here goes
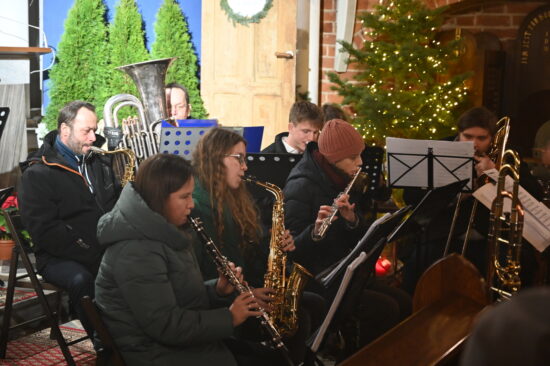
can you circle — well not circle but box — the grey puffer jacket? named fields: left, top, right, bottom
left=95, top=183, right=236, bottom=366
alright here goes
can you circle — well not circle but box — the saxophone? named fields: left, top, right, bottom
left=245, top=177, right=312, bottom=337
left=89, top=146, right=136, bottom=186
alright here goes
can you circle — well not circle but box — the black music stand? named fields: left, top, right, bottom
left=387, top=147, right=474, bottom=192
left=308, top=236, right=388, bottom=355
left=0, top=107, right=9, bottom=142
left=317, top=205, right=411, bottom=290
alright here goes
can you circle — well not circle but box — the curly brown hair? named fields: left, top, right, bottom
left=192, top=128, right=261, bottom=246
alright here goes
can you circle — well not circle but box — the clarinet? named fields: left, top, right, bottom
left=188, top=216, right=294, bottom=365
left=312, top=167, right=362, bottom=241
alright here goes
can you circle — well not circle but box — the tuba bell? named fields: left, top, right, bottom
left=103, top=58, right=175, bottom=162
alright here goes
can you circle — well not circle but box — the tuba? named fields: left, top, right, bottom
left=245, top=176, right=312, bottom=337
left=486, top=150, right=524, bottom=300
left=103, top=58, right=175, bottom=162
left=89, top=146, right=136, bottom=187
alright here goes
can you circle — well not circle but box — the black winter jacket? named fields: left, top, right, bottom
left=283, top=142, right=368, bottom=276
left=19, top=131, right=120, bottom=272
left=262, top=132, right=292, bottom=154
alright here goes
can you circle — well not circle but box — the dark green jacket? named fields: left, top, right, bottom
left=192, top=180, right=269, bottom=288
left=95, top=183, right=236, bottom=366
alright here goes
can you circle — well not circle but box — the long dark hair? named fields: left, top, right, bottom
left=192, top=128, right=261, bottom=245
left=134, top=154, right=193, bottom=217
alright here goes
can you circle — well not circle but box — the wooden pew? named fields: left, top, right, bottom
left=340, top=253, right=489, bottom=366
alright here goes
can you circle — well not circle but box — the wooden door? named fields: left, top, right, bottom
left=201, top=1, right=297, bottom=149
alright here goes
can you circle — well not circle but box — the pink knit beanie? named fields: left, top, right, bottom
left=318, top=119, right=364, bottom=163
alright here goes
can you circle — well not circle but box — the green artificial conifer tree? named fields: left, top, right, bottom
left=151, top=0, right=207, bottom=118
left=328, top=0, right=470, bottom=146
left=44, top=0, right=109, bottom=130
left=107, top=0, right=149, bottom=122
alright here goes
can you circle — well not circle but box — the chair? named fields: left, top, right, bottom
left=0, top=210, right=88, bottom=366
left=81, top=296, right=126, bottom=366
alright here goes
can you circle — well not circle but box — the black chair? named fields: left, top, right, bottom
left=81, top=296, right=126, bottom=366
left=0, top=210, right=88, bottom=365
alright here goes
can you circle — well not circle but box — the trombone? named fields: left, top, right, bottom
left=443, top=116, right=510, bottom=257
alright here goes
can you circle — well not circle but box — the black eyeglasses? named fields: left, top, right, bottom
left=224, top=153, right=247, bottom=165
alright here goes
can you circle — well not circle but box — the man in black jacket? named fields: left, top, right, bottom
left=262, top=101, right=323, bottom=154
left=19, top=100, right=121, bottom=338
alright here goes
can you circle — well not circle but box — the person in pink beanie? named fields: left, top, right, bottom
left=283, top=119, right=411, bottom=360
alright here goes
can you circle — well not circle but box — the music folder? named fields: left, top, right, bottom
left=387, top=179, right=469, bottom=243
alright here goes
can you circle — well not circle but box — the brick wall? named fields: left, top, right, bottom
left=319, top=0, right=546, bottom=105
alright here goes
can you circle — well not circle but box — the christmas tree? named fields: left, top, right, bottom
left=151, top=0, right=207, bottom=118
left=44, top=0, right=109, bottom=130
left=328, top=0, right=470, bottom=146
left=107, top=0, right=150, bottom=122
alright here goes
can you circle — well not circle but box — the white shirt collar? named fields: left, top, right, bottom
left=282, top=136, right=300, bottom=154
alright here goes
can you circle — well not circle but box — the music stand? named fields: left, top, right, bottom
left=309, top=236, right=388, bottom=353
left=317, top=205, right=411, bottom=289
left=0, top=107, right=9, bottom=142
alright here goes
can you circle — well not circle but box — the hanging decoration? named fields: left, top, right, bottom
left=220, top=0, right=273, bottom=26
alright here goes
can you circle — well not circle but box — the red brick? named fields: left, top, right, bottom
left=322, top=11, right=336, bottom=22
left=326, top=45, right=336, bottom=57
left=323, top=34, right=336, bottom=44
left=481, top=4, right=507, bottom=14
left=512, top=15, right=527, bottom=26
left=476, top=14, right=511, bottom=27
left=491, top=28, right=520, bottom=40
left=322, top=92, right=344, bottom=105
left=507, top=2, right=543, bottom=14
left=322, top=57, right=335, bottom=68
left=323, top=0, right=335, bottom=11
left=357, top=0, right=373, bottom=11
left=455, top=15, right=475, bottom=26
left=323, top=22, right=334, bottom=33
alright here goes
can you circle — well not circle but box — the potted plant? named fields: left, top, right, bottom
left=0, top=194, right=31, bottom=260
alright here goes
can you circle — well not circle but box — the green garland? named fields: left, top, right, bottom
left=220, top=0, right=273, bottom=26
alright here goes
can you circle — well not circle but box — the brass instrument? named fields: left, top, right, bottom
left=244, top=177, right=312, bottom=338
left=103, top=58, right=175, bottom=162
left=188, top=216, right=294, bottom=365
left=486, top=150, right=524, bottom=300
left=444, top=117, right=511, bottom=256
left=89, top=146, right=136, bottom=186
left=313, top=168, right=362, bottom=241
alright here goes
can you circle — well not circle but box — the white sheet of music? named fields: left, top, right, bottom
left=386, top=137, right=474, bottom=189
left=473, top=168, right=550, bottom=252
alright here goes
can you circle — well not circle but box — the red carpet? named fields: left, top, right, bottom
left=0, top=288, right=37, bottom=308
left=0, top=326, right=96, bottom=365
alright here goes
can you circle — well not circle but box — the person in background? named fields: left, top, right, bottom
left=262, top=101, right=324, bottom=154
left=165, top=82, right=192, bottom=120
left=19, top=100, right=121, bottom=339
left=322, top=103, right=348, bottom=123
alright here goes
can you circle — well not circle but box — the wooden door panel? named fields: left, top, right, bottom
left=202, top=0, right=296, bottom=148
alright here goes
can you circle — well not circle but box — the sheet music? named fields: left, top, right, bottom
left=386, top=137, right=474, bottom=189
left=474, top=168, right=550, bottom=252
left=310, top=252, right=367, bottom=353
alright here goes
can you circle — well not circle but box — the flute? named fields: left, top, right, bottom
left=312, top=168, right=362, bottom=241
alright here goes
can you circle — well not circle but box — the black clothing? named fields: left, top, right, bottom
left=284, top=142, right=367, bottom=276
left=262, top=132, right=293, bottom=154
left=19, top=130, right=120, bottom=272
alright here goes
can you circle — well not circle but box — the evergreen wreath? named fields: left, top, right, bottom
left=220, top=0, right=273, bottom=26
